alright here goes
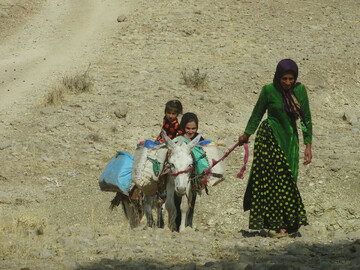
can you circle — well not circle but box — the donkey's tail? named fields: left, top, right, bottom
left=109, top=191, right=144, bottom=228
left=110, top=192, right=127, bottom=211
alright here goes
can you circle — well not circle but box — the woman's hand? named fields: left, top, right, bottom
left=304, top=143, right=312, bottom=165
left=238, top=133, right=250, bottom=145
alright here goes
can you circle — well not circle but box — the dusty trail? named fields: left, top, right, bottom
left=0, top=0, right=134, bottom=117
left=0, top=0, right=359, bottom=269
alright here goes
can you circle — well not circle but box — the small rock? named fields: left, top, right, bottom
left=0, top=143, right=11, bottom=150
left=62, top=259, right=82, bottom=269
left=225, top=101, right=235, bottom=108
left=125, top=115, right=131, bottom=124
left=114, top=105, right=128, bottom=118
left=0, top=10, right=9, bottom=18
left=226, top=117, right=236, bottom=123
left=204, top=261, right=216, bottom=267
left=67, top=170, right=81, bottom=177
left=133, top=245, right=143, bottom=253
left=330, top=165, right=341, bottom=172
left=86, top=124, right=98, bottom=131
left=39, top=248, right=56, bottom=259
left=343, top=110, right=357, bottom=125
left=89, top=115, right=98, bottom=122
left=347, top=231, right=360, bottom=240
left=117, top=15, right=127, bottom=22
left=40, top=107, right=55, bottom=115
left=0, top=191, right=11, bottom=204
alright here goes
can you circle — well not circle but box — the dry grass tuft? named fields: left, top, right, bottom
left=0, top=214, right=47, bottom=259
left=43, top=64, right=93, bottom=107
left=111, top=126, right=118, bottom=133
left=181, top=68, right=208, bottom=89
left=87, top=132, right=101, bottom=142
left=62, top=65, right=93, bottom=94
left=43, top=85, right=66, bottom=107
left=14, top=215, right=47, bottom=235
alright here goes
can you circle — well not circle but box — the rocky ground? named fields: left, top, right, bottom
left=0, top=0, right=359, bottom=269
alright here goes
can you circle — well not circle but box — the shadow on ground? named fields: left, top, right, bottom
left=79, top=239, right=360, bottom=270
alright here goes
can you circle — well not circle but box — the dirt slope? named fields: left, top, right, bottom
left=0, top=0, right=134, bottom=116
left=0, top=0, right=359, bottom=269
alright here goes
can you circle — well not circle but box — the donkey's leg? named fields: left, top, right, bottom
left=121, top=199, right=139, bottom=229
left=144, top=195, right=154, bottom=227
left=174, top=192, right=182, bottom=231
left=165, top=183, right=177, bottom=231
left=156, top=191, right=166, bottom=228
left=186, top=192, right=197, bottom=228
left=157, top=203, right=165, bottom=228
left=179, top=194, right=189, bottom=232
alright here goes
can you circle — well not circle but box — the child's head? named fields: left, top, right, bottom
left=164, top=100, right=183, bottom=122
left=180, top=112, right=198, bottom=140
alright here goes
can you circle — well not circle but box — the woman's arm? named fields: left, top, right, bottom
left=298, top=85, right=312, bottom=144
left=304, top=143, right=312, bottom=165
left=244, top=86, right=268, bottom=136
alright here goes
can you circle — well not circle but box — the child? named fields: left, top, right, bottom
left=156, top=100, right=183, bottom=143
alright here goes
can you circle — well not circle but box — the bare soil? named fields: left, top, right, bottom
left=0, top=0, right=359, bottom=269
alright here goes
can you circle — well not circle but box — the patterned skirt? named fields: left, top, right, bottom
left=243, top=120, right=308, bottom=232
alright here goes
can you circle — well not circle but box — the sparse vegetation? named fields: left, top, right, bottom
left=111, top=126, right=118, bottom=133
left=181, top=68, right=208, bottom=89
left=43, top=85, right=66, bottom=106
left=15, top=215, right=47, bottom=235
left=62, top=64, right=93, bottom=94
left=87, top=132, right=101, bottom=142
left=43, top=64, right=93, bottom=107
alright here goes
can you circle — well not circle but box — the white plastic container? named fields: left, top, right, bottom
left=201, top=143, right=226, bottom=187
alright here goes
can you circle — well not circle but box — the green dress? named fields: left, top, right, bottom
left=245, top=83, right=312, bottom=182
left=243, top=83, right=312, bottom=232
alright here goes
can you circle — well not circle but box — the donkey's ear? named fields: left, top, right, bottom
left=163, top=130, right=176, bottom=149
left=187, top=134, right=201, bottom=151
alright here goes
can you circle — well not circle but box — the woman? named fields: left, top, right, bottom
left=174, top=112, right=208, bottom=230
left=238, top=59, right=312, bottom=235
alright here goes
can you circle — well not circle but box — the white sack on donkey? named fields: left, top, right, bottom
left=132, top=142, right=168, bottom=196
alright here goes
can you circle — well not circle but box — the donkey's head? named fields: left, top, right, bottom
left=163, top=131, right=201, bottom=196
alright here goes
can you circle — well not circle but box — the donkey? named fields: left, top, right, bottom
left=163, top=132, right=201, bottom=232
left=110, top=189, right=165, bottom=229
left=110, top=132, right=200, bottom=231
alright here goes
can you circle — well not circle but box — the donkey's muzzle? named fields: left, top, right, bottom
left=175, top=186, right=186, bottom=196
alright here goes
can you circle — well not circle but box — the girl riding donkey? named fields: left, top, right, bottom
left=109, top=100, right=185, bottom=229
left=174, top=112, right=209, bottom=230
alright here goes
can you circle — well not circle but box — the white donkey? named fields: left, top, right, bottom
left=110, top=132, right=200, bottom=231
left=163, top=132, right=201, bottom=232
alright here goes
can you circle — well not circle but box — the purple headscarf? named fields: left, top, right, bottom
left=273, top=58, right=300, bottom=89
left=273, top=59, right=311, bottom=133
